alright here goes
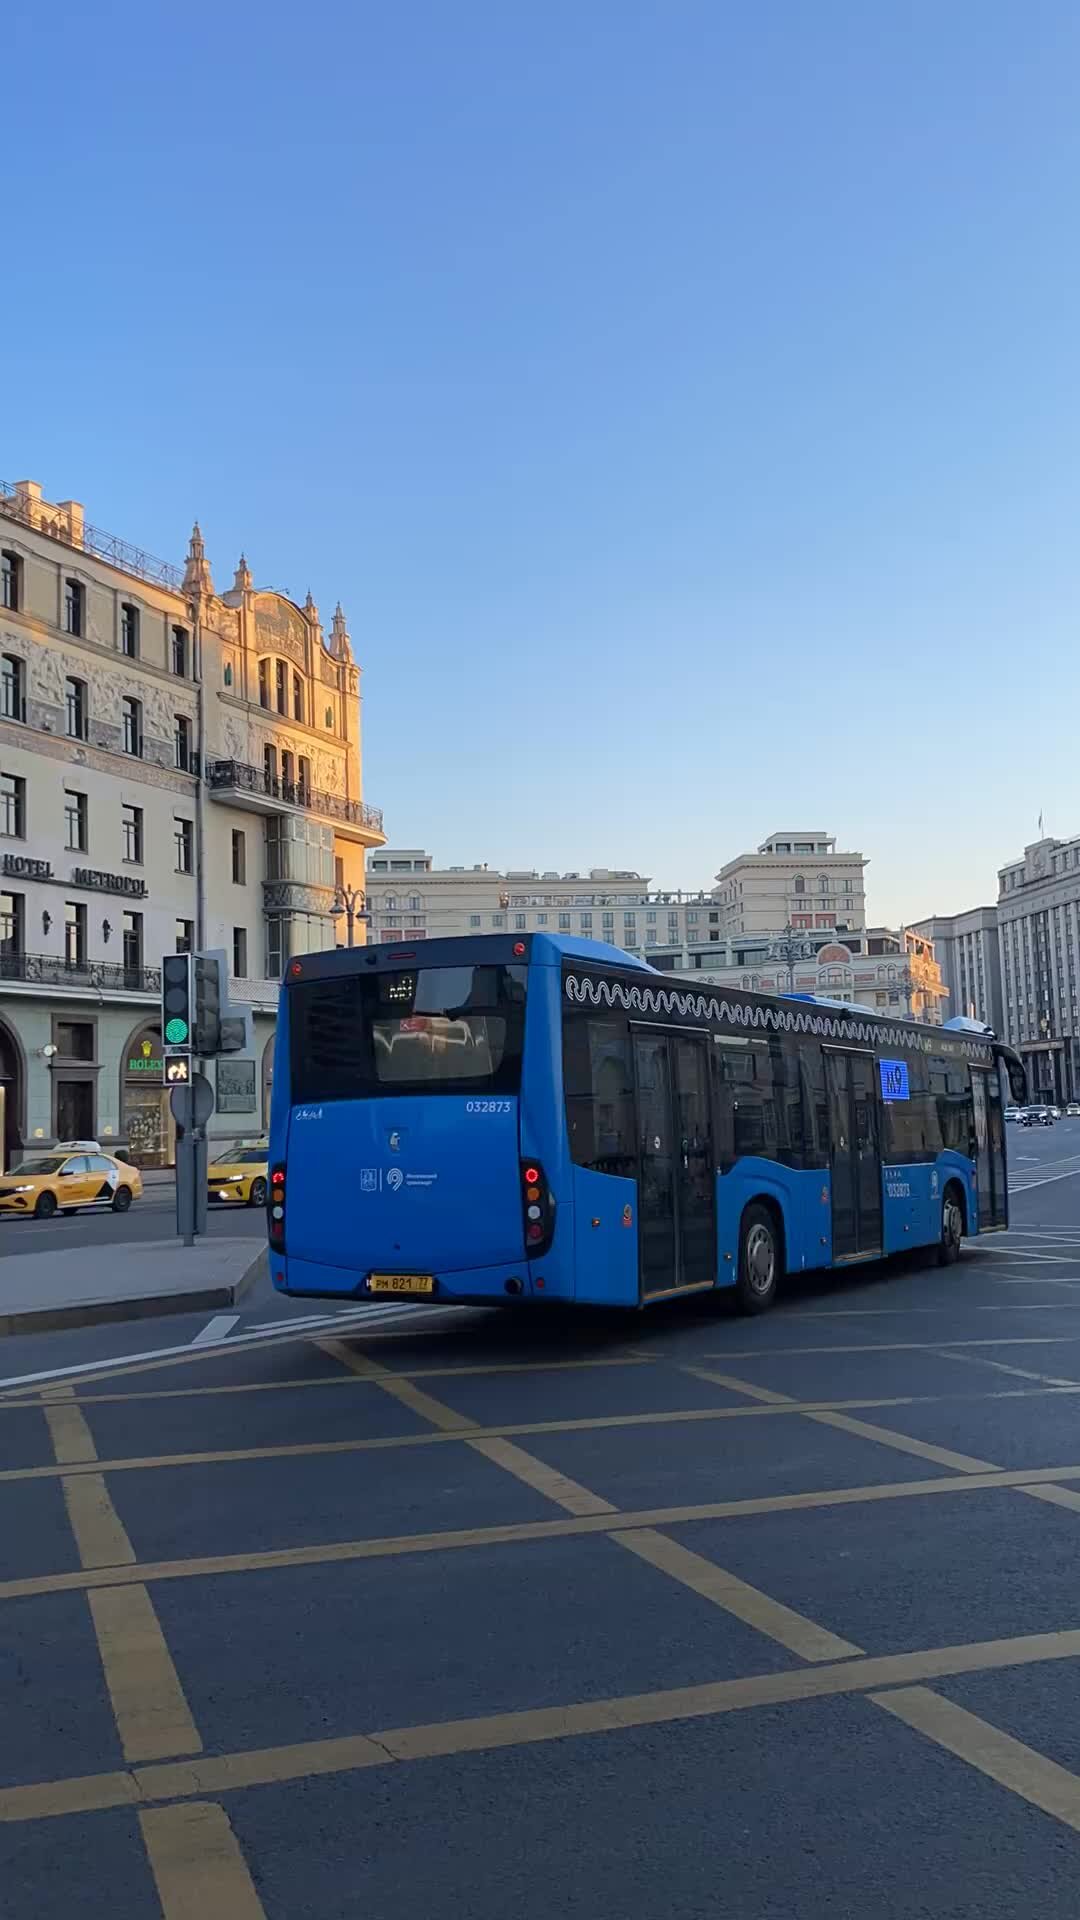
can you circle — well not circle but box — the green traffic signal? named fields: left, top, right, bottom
left=165, top=1017, right=189, bottom=1044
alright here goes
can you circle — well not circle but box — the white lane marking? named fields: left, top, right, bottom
left=191, top=1314, right=240, bottom=1346
left=1012, top=1168, right=1080, bottom=1193
left=0, top=1304, right=474, bottom=1394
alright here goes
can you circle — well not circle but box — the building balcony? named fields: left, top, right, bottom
left=0, top=951, right=161, bottom=998
left=206, top=759, right=384, bottom=845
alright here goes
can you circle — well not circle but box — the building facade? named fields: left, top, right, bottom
left=0, top=477, right=383, bottom=1167
left=367, top=830, right=869, bottom=974
left=712, top=832, right=867, bottom=940
left=909, top=907, right=1002, bottom=1035
left=996, top=835, right=1080, bottom=1104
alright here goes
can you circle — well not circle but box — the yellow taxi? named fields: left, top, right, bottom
left=0, top=1146, right=143, bottom=1220
left=207, top=1142, right=269, bottom=1208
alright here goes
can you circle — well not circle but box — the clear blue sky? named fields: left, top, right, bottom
left=7, top=2, right=1080, bottom=925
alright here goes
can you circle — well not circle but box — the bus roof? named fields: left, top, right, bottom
left=281, top=931, right=655, bottom=983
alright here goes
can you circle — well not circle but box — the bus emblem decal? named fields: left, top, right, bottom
left=388, top=1130, right=403, bottom=1152
left=387, top=1167, right=405, bottom=1193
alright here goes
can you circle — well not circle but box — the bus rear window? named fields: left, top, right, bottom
left=289, top=964, right=527, bottom=1102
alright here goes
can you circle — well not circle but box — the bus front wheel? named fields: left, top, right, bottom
left=736, top=1203, right=780, bottom=1315
left=937, top=1186, right=965, bottom=1266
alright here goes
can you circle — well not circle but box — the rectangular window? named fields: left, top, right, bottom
left=293, top=673, right=304, bottom=722
left=263, top=743, right=278, bottom=790
left=65, top=900, right=87, bottom=967
left=289, top=965, right=528, bottom=1102
left=492, top=913, right=505, bottom=928
left=175, top=918, right=194, bottom=953
left=563, top=1012, right=637, bottom=1177
left=580, top=913, right=593, bottom=930
left=297, top=755, right=311, bottom=799
left=559, top=912, right=571, bottom=930
left=231, top=829, right=246, bottom=885
left=122, top=697, right=142, bottom=757
left=171, top=626, right=188, bottom=676
left=64, top=790, right=87, bottom=853
left=65, top=676, right=87, bottom=739
left=175, top=714, right=192, bottom=771
left=1, top=654, right=24, bottom=722
left=54, top=1021, right=94, bottom=1061
left=232, top=926, right=248, bottom=977
left=174, top=817, right=193, bottom=874
left=602, top=912, right=614, bottom=931
left=259, top=660, right=271, bottom=709
left=624, top=913, right=636, bottom=929
left=122, top=804, right=143, bottom=864
left=122, top=910, right=143, bottom=974
left=1, top=551, right=19, bottom=612
left=281, top=750, right=295, bottom=792
left=334, top=854, right=344, bottom=891
left=469, top=914, right=481, bottom=928
left=514, top=914, right=526, bottom=930
left=0, top=772, right=25, bottom=838
left=275, top=660, right=287, bottom=714
left=537, top=913, right=548, bottom=926
left=0, top=891, right=24, bottom=958
left=65, top=579, right=84, bottom=636
left=120, top=603, right=139, bottom=657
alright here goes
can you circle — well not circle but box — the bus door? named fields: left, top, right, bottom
left=824, top=1050, right=882, bottom=1259
left=632, top=1029, right=716, bottom=1297
left=971, top=1069, right=1007, bottom=1229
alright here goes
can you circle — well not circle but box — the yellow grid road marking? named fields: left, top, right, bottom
left=873, top=1687, right=1080, bottom=1836
left=5, top=1353, right=655, bottom=1409
left=140, top=1802, right=267, bottom=1918
left=10, top=1626, right=1080, bottom=1823
left=610, top=1528, right=863, bottom=1661
left=469, top=1436, right=618, bottom=1515
left=60, top=1474, right=139, bottom=1569
left=805, top=1410, right=998, bottom=1474
left=12, top=1382, right=1077, bottom=1491
left=8, top=1463, right=1080, bottom=1606
left=89, top=1586, right=202, bottom=1764
left=40, top=1388, right=98, bottom=1464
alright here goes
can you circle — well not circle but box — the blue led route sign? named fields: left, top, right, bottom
left=879, top=1059, right=909, bottom=1102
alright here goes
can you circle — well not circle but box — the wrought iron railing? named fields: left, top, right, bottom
left=0, top=481, right=184, bottom=592
left=0, top=951, right=161, bottom=994
left=207, top=759, right=384, bottom=835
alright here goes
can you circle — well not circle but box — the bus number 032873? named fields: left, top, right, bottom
left=465, top=1099, right=513, bottom=1115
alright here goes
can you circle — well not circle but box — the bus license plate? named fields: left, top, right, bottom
left=368, top=1274, right=435, bottom=1295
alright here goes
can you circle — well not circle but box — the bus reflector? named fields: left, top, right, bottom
left=513, top=942, right=526, bottom=956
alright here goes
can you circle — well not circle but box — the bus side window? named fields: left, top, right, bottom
left=929, top=1055, right=971, bottom=1154
left=564, top=1013, right=636, bottom=1179
left=800, top=1042, right=830, bottom=1161
left=714, top=1040, right=779, bottom=1163
left=884, top=1050, right=940, bottom=1161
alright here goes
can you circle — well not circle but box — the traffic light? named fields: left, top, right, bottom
left=193, top=951, right=224, bottom=1055
left=164, top=1054, right=191, bottom=1086
left=161, top=954, right=193, bottom=1048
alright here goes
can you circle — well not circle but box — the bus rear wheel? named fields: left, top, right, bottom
left=736, top=1203, right=780, bottom=1315
left=937, top=1186, right=965, bottom=1266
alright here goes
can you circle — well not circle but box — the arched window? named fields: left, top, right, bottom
left=258, top=660, right=270, bottom=708
left=793, top=876, right=805, bottom=895
left=293, top=673, right=304, bottom=722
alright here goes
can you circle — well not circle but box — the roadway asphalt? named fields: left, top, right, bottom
left=5, top=1119, right=1080, bottom=1918
left=0, top=1177, right=263, bottom=1254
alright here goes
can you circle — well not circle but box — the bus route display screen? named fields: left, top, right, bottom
left=879, top=1059, right=909, bottom=1102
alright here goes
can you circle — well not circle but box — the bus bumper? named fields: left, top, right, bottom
left=272, top=1256, right=567, bottom=1304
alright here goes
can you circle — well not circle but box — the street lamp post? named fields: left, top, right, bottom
left=331, top=883, right=366, bottom=948
left=769, top=922, right=816, bottom=992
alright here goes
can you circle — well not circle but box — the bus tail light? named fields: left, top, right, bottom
left=268, top=1163, right=286, bottom=1250
left=521, top=1161, right=555, bottom=1256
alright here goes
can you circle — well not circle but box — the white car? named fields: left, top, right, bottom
left=1066, top=1104, right=1080, bottom=1117
left=1004, top=1107, right=1020, bottom=1123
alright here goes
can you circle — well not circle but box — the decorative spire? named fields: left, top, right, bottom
left=233, top=552, right=253, bottom=593
left=303, top=588, right=320, bottom=627
left=328, top=600, right=353, bottom=661
left=182, top=521, right=214, bottom=598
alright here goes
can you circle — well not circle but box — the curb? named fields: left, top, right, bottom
left=0, top=1246, right=267, bottom=1340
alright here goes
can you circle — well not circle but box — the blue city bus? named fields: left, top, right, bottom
left=268, top=932, right=1027, bottom=1314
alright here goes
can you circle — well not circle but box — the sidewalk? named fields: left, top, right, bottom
left=0, top=1238, right=266, bottom=1337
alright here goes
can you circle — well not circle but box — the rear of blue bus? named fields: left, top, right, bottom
left=267, top=936, right=566, bottom=1305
